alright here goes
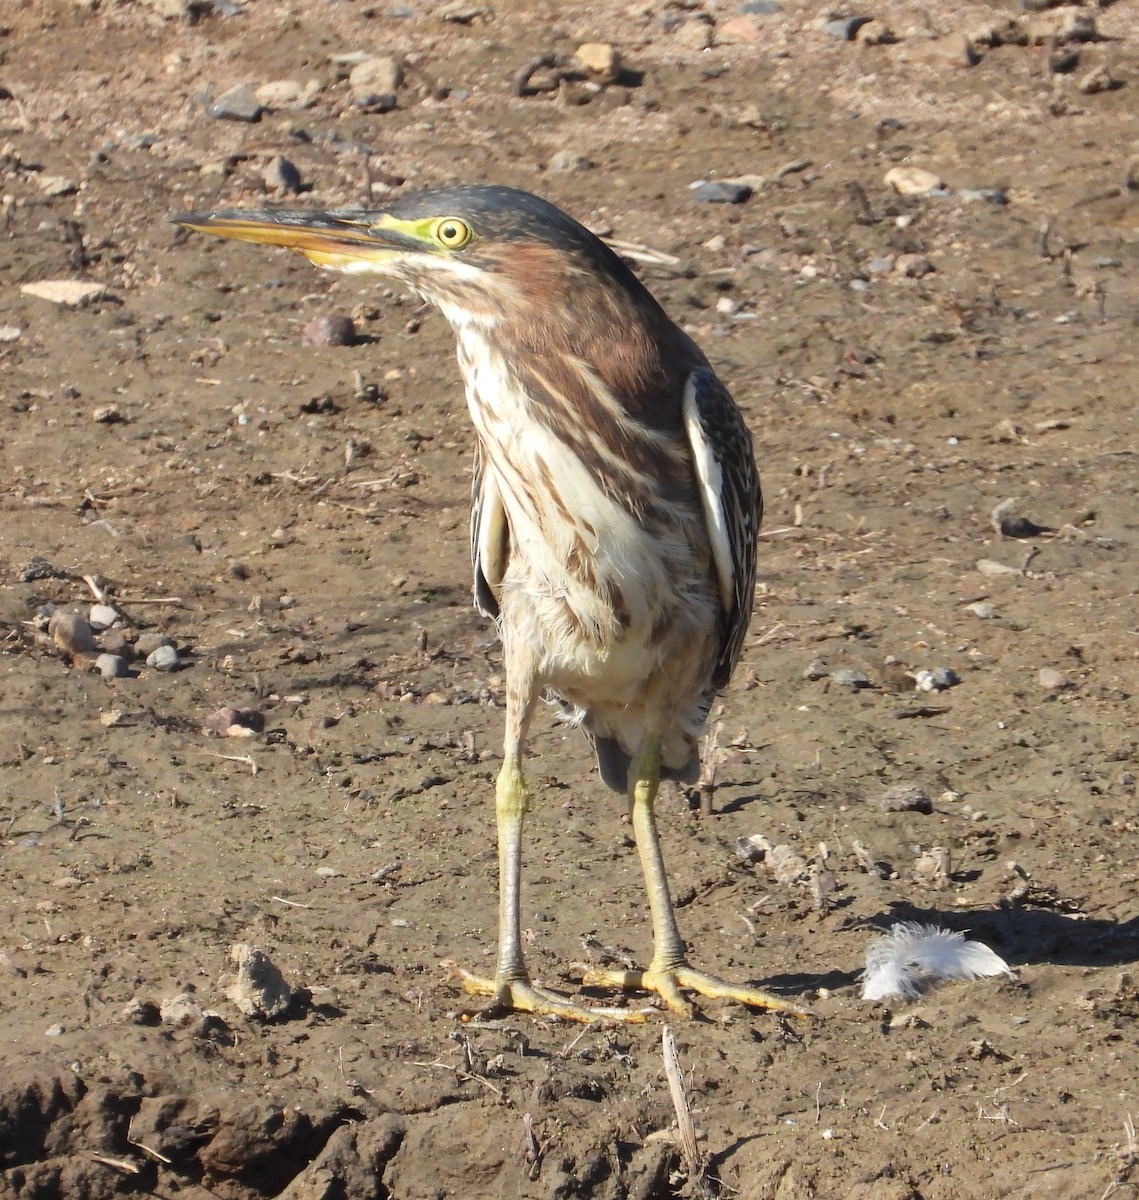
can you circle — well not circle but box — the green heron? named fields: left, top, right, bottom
left=173, top=185, right=802, bottom=1023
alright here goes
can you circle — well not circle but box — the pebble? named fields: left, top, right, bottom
left=203, top=706, right=265, bottom=738
left=0, top=325, right=22, bottom=342
left=302, top=313, right=356, bottom=347
left=95, top=653, right=128, bottom=680
left=895, top=254, right=935, bottom=278
left=831, top=668, right=871, bottom=688
left=856, top=20, right=895, bottom=45
left=1079, top=66, right=1117, bottom=96
left=692, top=180, right=752, bottom=204
left=263, top=155, right=302, bottom=194
left=135, top=631, right=174, bottom=656
left=719, top=16, right=762, bottom=42
left=20, top=280, right=107, bottom=307
left=672, top=17, right=715, bottom=50
left=880, top=784, right=933, bottom=814
left=49, top=611, right=97, bottom=655
left=957, top=188, right=1007, bottom=205
left=914, top=667, right=959, bottom=693
left=44, top=1024, right=65, bottom=1038
left=965, top=601, right=997, bottom=619
left=146, top=644, right=180, bottom=671
left=868, top=256, right=894, bottom=274
left=224, top=943, right=296, bottom=1020
left=904, top=35, right=980, bottom=68
left=824, top=16, right=871, bottom=40
left=548, top=150, right=594, bottom=173
left=803, top=659, right=829, bottom=680
left=88, top=603, right=120, bottom=630
left=349, top=55, right=401, bottom=108
left=92, top=404, right=124, bottom=424
left=575, top=42, right=621, bottom=81
left=36, top=175, right=79, bottom=197
left=210, top=83, right=263, bottom=122
left=254, top=79, right=321, bottom=110
left=159, top=991, right=206, bottom=1027
left=883, top=166, right=944, bottom=197
left=736, top=833, right=772, bottom=863
left=741, top=0, right=782, bottom=12
left=976, top=558, right=1022, bottom=577
left=1038, top=667, right=1074, bottom=692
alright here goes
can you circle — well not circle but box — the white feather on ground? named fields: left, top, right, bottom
left=861, top=922, right=1014, bottom=1001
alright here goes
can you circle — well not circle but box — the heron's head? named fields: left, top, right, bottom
left=172, top=184, right=661, bottom=341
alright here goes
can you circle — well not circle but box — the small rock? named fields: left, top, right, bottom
left=741, top=0, right=781, bottom=12
left=831, top=668, right=871, bottom=688
left=203, top=706, right=265, bottom=738
left=824, top=15, right=871, bottom=40
left=88, top=603, right=120, bottom=631
left=1022, top=8, right=1097, bottom=45
left=904, top=35, right=980, bottom=68
left=575, top=42, right=621, bottom=81
left=856, top=20, right=895, bottom=45
left=49, top=611, right=97, bottom=655
left=302, top=314, right=356, bottom=347
left=223, top=944, right=296, bottom=1021
left=160, top=991, right=206, bottom=1027
left=867, top=255, right=894, bottom=274
left=263, top=155, right=302, bottom=194
left=254, top=78, right=321, bottom=109
left=767, top=844, right=809, bottom=886
left=672, top=16, right=715, bottom=50
left=95, top=653, right=128, bottom=680
left=931, top=667, right=960, bottom=690
left=803, top=659, right=829, bottom=680
left=719, top=15, right=762, bottom=42
left=36, top=175, right=79, bottom=197
left=210, top=83, right=263, bottom=122
left=92, top=404, right=125, bottom=424
left=135, top=631, right=175, bottom=656
left=21, top=280, right=107, bottom=307
left=880, top=784, right=933, bottom=814
left=957, top=187, right=1007, bottom=205
left=121, top=998, right=161, bottom=1026
left=692, top=180, right=752, bottom=204
left=44, top=1024, right=65, bottom=1038
left=0, top=325, right=22, bottom=342
left=965, top=601, right=997, bottom=619
left=976, top=558, right=1022, bottom=577
left=1079, top=66, right=1118, bottom=95
left=146, top=644, right=180, bottom=671
left=883, top=166, right=944, bottom=196
left=736, top=833, right=773, bottom=862
left=435, top=1, right=489, bottom=21
left=548, top=150, right=594, bottom=173
left=895, top=253, right=935, bottom=278
left=348, top=55, right=402, bottom=98
left=1038, top=667, right=1074, bottom=692
left=911, top=846, right=951, bottom=889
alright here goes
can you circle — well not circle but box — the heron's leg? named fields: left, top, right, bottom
left=451, top=648, right=644, bottom=1023
left=582, top=735, right=807, bottom=1018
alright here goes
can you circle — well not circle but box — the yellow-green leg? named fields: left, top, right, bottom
left=582, top=736, right=807, bottom=1018
left=452, top=664, right=644, bottom=1023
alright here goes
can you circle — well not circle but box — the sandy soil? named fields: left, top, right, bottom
left=1, top=1, right=1138, bottom=1197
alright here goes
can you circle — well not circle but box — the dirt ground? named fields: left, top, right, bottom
left=2, top=0, right=1138, bottom=1196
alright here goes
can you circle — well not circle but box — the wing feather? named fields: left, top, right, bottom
left=682, top=370, right=762, bottom=688
left=470, top=444, right=508, bottom=619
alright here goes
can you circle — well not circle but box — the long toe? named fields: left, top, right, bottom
left=448, top=963, right=650, bottom=1024
left=581, top=963, right=810, bottom=1018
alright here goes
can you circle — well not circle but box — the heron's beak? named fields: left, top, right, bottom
left=170, top=209, right=419, bottom=270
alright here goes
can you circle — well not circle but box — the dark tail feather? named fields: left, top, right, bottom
left=591, top=736, right=700, bottom=794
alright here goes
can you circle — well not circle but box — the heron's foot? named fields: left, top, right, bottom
left=446, top=962, right=650, bottom=1024
left=581, top=962, right=809, bottom=1019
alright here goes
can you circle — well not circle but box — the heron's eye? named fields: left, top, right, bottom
left=434, top=218, right=473, bottom=249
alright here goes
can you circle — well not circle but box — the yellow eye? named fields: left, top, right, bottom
left=434, top=217, right=473, bottom=249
